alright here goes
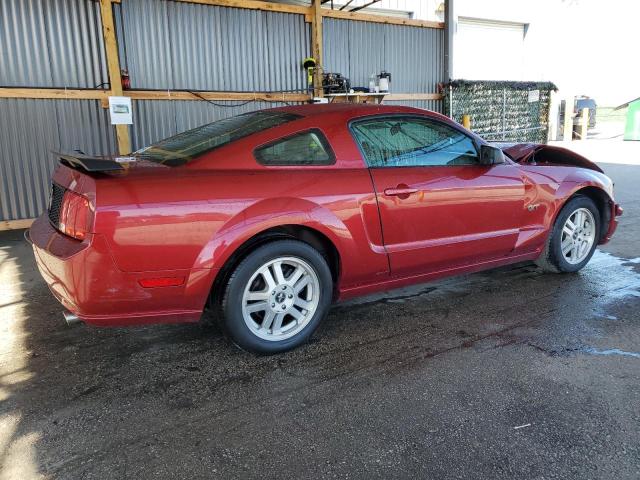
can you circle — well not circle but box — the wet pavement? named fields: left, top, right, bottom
left=1, top=160, right=639, bottom=479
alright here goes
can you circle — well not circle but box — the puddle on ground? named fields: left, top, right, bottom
left=336, top=250, right=640, bottom=362
left=340, top=250, right=640, bottom=311
left=583, top=348, right=640, bottom=359
left=573, top=252, right=640, bottom=360
left=577, top=252, right=640, bottom=329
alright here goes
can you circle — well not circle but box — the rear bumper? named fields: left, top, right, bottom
left=28, top=214, right=215, bottom=326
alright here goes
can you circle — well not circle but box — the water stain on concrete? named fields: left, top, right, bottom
left=583, top=348, right=640, bottom=359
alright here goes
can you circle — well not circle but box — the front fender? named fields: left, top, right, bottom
left=555, top=168, right=614, bottom=203
left=549, top=170, right=616, bottom=242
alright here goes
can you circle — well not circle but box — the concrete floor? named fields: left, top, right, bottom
left=1, top=142, right=639, bottom=479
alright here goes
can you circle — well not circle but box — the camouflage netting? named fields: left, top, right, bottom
left=443, top=80, right=557, bottom=143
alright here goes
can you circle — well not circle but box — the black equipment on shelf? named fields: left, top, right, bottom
left=322, top=72, right=351, bottom=94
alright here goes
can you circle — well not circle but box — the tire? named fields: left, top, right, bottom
left=535, top=195, right=600, bottom=273
left=220, top=239, right=333, bottom=354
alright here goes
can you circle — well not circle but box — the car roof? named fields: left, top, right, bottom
left=265, top=103, right=481, bottom=145
left=268, top=103, right=447, bottom=122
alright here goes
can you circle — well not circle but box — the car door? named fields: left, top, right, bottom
left=350, top=115, right=525, bottom=277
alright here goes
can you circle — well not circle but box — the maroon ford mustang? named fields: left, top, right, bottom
left=28, top=104, right=622, bottom=353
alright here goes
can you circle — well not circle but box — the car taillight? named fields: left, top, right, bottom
left=58, top=190, right=92, bottom=240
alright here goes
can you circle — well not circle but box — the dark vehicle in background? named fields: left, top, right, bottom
left=575, top=96, right=597, bottom=128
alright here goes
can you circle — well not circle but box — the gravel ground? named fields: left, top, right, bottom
left=0, top=143, right=639, bottom=479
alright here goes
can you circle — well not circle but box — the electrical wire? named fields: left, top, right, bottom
left=186, top=89, right=306, bottom=108
left=187, top=90, right=254, bottom=107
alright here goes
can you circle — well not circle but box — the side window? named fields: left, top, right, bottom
left=351, top=117, right=479, bottom=167
left=254, top=129, right=335, bottom=166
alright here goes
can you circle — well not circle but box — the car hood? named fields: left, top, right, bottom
left=493, top=142, right=604, bottom=173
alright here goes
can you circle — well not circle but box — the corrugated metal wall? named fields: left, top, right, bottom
left=116, top=0, right=310, bottom=91
left=1, top=1, right=444, bottom=222
left=0, top=99, right=301, bottom=221
left=0, top=0, right=108, bottom=88
left=131, top=100, right=296, bottom=151
left=0, top=99, right=116, bottom=221
left=384, top=100, right=444, bottom=113
left=323, top=18, right=444, bottom=93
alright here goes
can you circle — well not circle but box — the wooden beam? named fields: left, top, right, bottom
left=171, top=0, right=311, bottom=17
left=0, top=88, right=444, bottom=103
left=0, top=87, right=311, bottom=102
left=0, top=219, right=34, bottom=231
left=311, top=0, right=324, bottom=97
left=0, top=88, right=109, bottom=100
left=99, top=0, right=131, bottom=155
left=322, top=9, right=444, bottom=29
left=384, top=93, right=444, bottom=101
left=127, top=90, right=312, bottom=102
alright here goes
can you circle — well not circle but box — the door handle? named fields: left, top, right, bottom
left=384, top=186, right=418, bottom=197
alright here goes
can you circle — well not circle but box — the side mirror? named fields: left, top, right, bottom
left=480, top=145, right=506, bottom=165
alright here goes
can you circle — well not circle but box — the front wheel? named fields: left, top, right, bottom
left=221, top=240, right=333, bottom=353
left=535, top=195, right=600, bottom=273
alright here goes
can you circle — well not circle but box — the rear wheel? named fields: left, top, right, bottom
left=221, top=240, right=332, bottom=353
left=536, top=195, right=600, bottom=273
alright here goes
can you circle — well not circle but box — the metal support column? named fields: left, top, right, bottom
left=444, top=0, right=454, bottom=82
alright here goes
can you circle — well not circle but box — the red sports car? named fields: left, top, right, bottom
left=28, top=104, right=622, bottom=353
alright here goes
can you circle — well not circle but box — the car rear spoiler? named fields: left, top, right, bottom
left=55, top=152, right=136, bottom=172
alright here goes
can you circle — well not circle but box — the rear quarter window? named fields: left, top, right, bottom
left=133, top=110, right=301, bottom=166
left=254, top=129, right=336, bottom=166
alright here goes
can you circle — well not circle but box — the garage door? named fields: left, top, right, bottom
left=455, top=18, right=525, bottom=80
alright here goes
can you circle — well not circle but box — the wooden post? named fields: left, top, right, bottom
left=580, top=107, right=589, bottom=140
left=563, top=99, right=574, bottom=141
left=99, top=0, right=131, bottom=154
left=311, top=0, right=324, bottom=98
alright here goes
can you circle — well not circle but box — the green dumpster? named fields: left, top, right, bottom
left=624, top=98, right=640, bottom=141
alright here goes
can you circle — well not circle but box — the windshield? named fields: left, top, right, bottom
left=133, top=110, right=301, bottom=166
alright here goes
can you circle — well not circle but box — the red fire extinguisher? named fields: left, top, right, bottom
left=121, top=69, right=131, bottom=90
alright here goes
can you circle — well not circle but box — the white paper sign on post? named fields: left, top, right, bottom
left=108, top=96, right=133, bottom=125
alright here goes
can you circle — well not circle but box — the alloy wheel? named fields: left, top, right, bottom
left=560, top=207, right=596, bottom=264
left=241, top=256, right=321, bottom=341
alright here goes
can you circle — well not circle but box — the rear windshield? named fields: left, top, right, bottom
left=133, top=110, right=301, bottom=166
